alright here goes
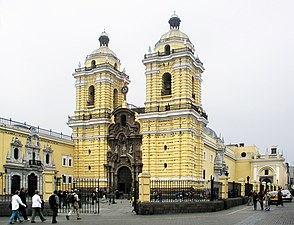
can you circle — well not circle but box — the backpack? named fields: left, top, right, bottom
left=69, top=193, right=75, bottom=204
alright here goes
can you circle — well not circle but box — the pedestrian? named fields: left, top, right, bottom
left=9, top=190, right=26, bottom=224
left=31, top=190, right=46, bottom=223
left=276, top=188, right=284, bottom=207
left=49, top=190, right=59, bottom=224
left=264, top=189, right=270, bottom=211
left=66, top=189, right=81, bottom=220
left=258, top=190, right=264, bottom=210
left=18, top=187, right=29, bottom=221
left=247, top=190, right=253, bottom=206
left=159, top=190, right=163, bottom=202
left=252, top=190, right=258, bottom=210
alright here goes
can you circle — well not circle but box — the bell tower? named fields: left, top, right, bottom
left=68, top=31, right=130, bottom=182
left=139, top=13, right=208, bottom=180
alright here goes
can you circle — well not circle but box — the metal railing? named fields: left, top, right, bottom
left=228, top=181, right=241, bottom=198
left=0, top=117, right=72, bottom=140
left=150, top=179, right=221, bottom=202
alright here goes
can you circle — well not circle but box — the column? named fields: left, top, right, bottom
left=219, top=175, right=229, bottom=199
left=138, top=172, right=151, bottom=202
left=238, top=178, right=245, bottom=197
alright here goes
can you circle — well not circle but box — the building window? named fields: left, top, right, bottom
left=203, top=170, right=206, bottom=180
left=14, top=148, right=19, bottom=160
left=62, top=157, right=66, bottom=166
left=192, top=77, right=195, bottom=99
left=113, top=89, right=118, bottom=109
left=68, top=158, right=72, bottom=167
left=271, top=147, right=277, bottom=154
left=45, top=154, right=50, bottom=164
left=210, top=154, right=213, bottom=162
left=121, top=114, right=127, bottom=127
left=88, top=85, right=95, bottom=106
left=68, top=176, right=72, bottom=184
left=265, top=170, right=269, bottom=175
left=62, top=175, right=66, bottom=184
left=241, top=152, right=246, bottom=157
left=162, top=73, right=172, bottom=95
left=164, top=45, right=171, bottom=55
left=203, top=152, right=206, bottom=160
left=91, top=60, right=96, bottom=69
left=164, top=145, right=167, bottom=151
left=32, top=152, right=36, bottom=161
left=164, top=163, right=167, bottom=169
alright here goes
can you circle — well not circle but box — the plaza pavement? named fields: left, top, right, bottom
left=1, top=199, right=293, bottom=225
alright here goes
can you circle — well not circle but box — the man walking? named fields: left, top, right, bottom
left=49, top=190, right=59, bottom=224
left=31, top=190, right=46, bottom=223
left=66, top=189, right=81, bottom=220
left=19, top=187, right=29, bottom=221
left=9, top=190, right=26, bottom=224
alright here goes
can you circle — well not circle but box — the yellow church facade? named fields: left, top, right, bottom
left=0, top=14, right=289, bottom=199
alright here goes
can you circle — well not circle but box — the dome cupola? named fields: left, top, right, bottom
left=99, top=31, right=109, bottom=47
left=168, top=12, right=181, bottom=29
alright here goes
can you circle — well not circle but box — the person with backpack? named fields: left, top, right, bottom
left=49, top=190, right=59, bottom=224
left=66, top=189, right=81, bottom=220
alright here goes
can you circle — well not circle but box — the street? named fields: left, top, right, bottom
left=1, top=200, right=293, bottom=225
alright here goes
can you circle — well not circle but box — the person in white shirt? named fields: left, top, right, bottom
left=31, top=190, right=46, bottom=223
left=9, top=190, right=26, bottom=224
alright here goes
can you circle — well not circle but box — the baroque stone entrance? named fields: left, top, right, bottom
left=106, top=107, right=142, bottom=194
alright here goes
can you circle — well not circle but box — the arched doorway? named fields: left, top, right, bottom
left=11, top=175, right=20, bottom=194
left=117, top=167, right=132, bottom=194
left=28, top=173, right=38, bottom=196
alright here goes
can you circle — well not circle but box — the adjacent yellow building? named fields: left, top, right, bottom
left=0, top=13, right=289, bottom=199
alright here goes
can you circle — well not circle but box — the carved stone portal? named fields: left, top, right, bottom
left=107, top=108, right=142, bottom=194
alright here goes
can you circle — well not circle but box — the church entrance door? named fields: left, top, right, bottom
left=117, top=166, right=132, bottom=194
left=28, top=173, right=38, bottom=196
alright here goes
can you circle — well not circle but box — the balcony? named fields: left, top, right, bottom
left=29, top=160, right=42, bottom=167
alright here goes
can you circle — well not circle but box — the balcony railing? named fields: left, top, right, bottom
left=29, top=160, right=42, bottom=166
left=68, top=112, right=112, bottom=123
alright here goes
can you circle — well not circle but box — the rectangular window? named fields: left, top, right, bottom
left=210, top=154, right=213, bottom=162
left=68, top=158, right=72, bottom=167
left=62, top=157, right=66, bottom=166
left=203, top=152, right=206, bottom=160
left=265, top=170, right=269, bottom=175
left=203, top=170, right=206, bottom=180
left=62, top=175, right=66, bottom=184
left=68, top=176, right=72, bottom=184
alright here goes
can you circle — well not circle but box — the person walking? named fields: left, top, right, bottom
left=252, top=191, right=258, bottom=210
left=258, top=190, right=264, bottom=210
left=247, top=190, right=253, bottom=206
left=264, top=189, right=271, bottom=211
left=276, top=188, right=284, bottom=207
left=49, top=190, right=59, bottom=224
left=31, top=190, right=46, bottom=223
left=66, top=189, right=81, bottom=220
left=9, top=190, right=26, bottom=224
left=18, top=187, right=29, bottom=221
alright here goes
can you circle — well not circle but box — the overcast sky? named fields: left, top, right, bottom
left=1, top=0, right=293, bottom=165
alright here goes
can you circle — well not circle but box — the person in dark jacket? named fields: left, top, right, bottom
left=258, top=191, right=264, bottom=210
left=17, top=187, right=29, bottom=221
left=49, top=190, right=59, bottom=224
left=252, top=191, right=258, bottom=210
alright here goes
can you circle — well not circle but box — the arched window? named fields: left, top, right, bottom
left=114, top=63, right=118, bottom=70
left=192, top=77, right=195, bottom=99
left=113, top=89, right=118, bottom=109
left=162, top=73, right=172, bottom=95
left=121, top=114, right=127, bottom=127
left=164, top=45, right=171, bottom=55
left=45, top=154, right=50, bottom=164
left=91, top=60, right=96, bottom=69
left=88, top=85, right=95, bottom=106
left=14, top=148, right=19, bottom=160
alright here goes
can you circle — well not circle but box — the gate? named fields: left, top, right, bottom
left=58, top=178, right=101, bottom=214
left=245, top=183, right=253, bottom=196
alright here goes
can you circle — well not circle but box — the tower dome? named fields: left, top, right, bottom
left=154, top=13, right=195, bottom=53
left=85, top=31, right=120, bottom=69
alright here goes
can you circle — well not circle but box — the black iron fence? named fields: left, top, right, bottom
left=228, top=181, right=241, bottom=198
left=150, top=179, right=222, bottom=202
left=245, top=183, right=253, bottom=196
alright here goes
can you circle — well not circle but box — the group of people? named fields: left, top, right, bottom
left=9, top=188, right=81, bottom=224
left=248, top=188, right=284, bottom=211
